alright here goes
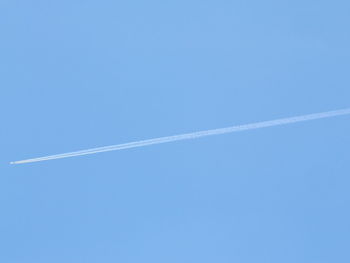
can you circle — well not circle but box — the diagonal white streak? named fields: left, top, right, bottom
left=11, top=108, right=350, bottom=164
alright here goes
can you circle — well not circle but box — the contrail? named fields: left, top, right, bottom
left=11, top=108, right=350, bottom=164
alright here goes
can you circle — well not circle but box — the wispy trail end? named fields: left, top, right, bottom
left=11, top=108, right=350, bottom=164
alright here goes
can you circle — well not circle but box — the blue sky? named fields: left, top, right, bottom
left=1, top=1, right=350, bottom=262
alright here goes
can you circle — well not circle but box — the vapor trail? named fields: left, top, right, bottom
left=11, top=108, right=350, bottom=164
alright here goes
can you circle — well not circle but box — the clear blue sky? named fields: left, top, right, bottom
left=1, top=1, right=350, bottom=262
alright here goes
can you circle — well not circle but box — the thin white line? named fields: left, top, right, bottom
left=11, top=108, right=350, bottom=164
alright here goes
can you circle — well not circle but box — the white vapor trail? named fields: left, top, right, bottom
left=11, top=108, right=350, bottom=164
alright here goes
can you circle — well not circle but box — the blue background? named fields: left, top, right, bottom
left=1, top=1, right=350, bottom=262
